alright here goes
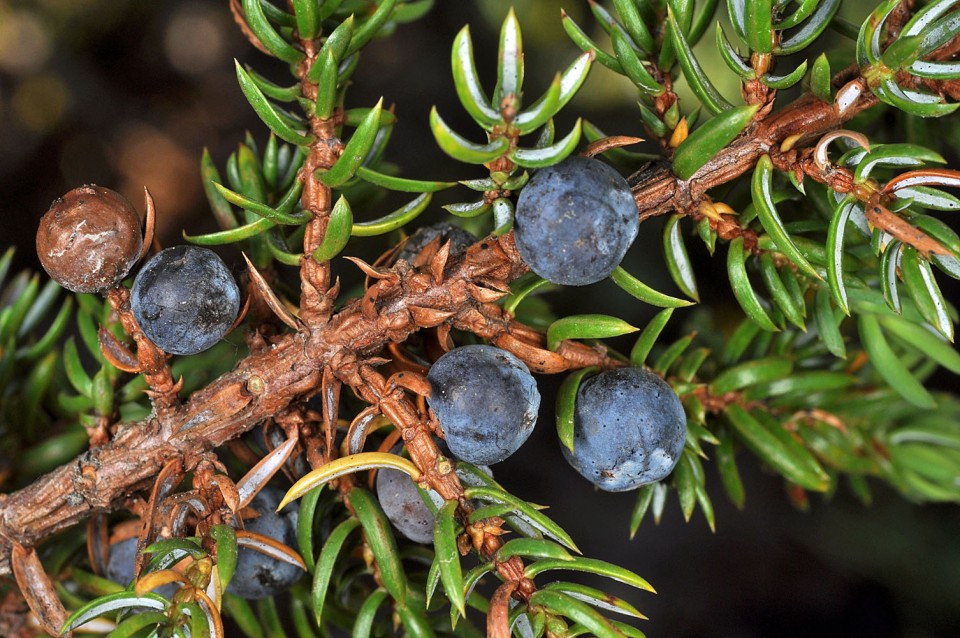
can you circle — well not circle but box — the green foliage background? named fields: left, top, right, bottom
left=1, top=0, right=960, bottom=635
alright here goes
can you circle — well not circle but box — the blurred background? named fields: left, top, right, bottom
left=1, top=0, right=959, bottom=636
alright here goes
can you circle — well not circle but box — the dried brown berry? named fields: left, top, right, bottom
left=36, top=185, right=143, bottom=293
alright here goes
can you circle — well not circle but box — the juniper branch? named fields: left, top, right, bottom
left=1, top=38, right=956, bottom=584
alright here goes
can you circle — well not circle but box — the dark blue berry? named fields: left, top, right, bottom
left=376, top=466, right=443, bottom=544
left=131, top=245, right=240, bottom=355
left=105, top=536, right=140, bottom=587
left=395, top=222, right=476, bottom=265
left=426, top=345, right=541, bottom=465
left=105, top=537, right=177, bottom=598
left=376, top=445, right=493, bottom=543
left=514, top=155, right=639, bottom=286
left=226, top=487, right=302, bottom=600
left=563, top=368, right=686, bottom=492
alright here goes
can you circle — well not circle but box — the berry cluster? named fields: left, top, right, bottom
left=376, top=344, right=686, bottom=542
left=37, top=186, right=240, bottom=356
left=38, top=162, right=687, bottom=554
left=13, top=1, right=960, bottom=635
left=35, top=132, right=689, bottom=632
left=425, top=345, right=685, bottom=492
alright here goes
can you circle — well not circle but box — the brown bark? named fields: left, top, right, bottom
left=630, top=88, right=879, bottom=222
left=0, top=234, right=611, bottom=577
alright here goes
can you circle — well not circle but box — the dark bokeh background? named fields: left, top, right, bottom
left=2, top=1, right=959, bottom=636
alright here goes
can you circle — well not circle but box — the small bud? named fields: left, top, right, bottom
left=245, top=375, right=265, bottom=395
